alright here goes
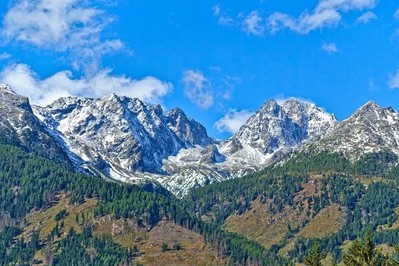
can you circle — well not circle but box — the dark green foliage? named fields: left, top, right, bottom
left=276, top=152, right=352, bottom=174
left=384, top=164, right=399, bottom=182
left=54, top=227, right=137, bottom=266
left=304, top=242, right=324, bottom=266
left=186, top=171, right=304, bottom=224
left=288, top=176, right=399, bottom=263
left=342, top=231, right=397, bottom=266
left=161, top=242, right=169, bottom=252
left=55, top=209, right=68, bottom=221
left=3, top=137, right=399, bottom=265
left=277, top=150, right=399, bottom=177
left=173, top=242, right=182, bottom=251
left=0, top=227, right=39, bottom=266
left=353, top=151, right=398, bottom=176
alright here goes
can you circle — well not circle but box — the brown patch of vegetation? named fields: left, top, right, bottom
left=20, top=194, right=98, bottom=265
left=225, top=177, right=347, bottom=255
left=93, top=216, right=226, bottom=266
left=225, top=178, right=323, bottom=248
left=297, top=204, right=346, bottom=239
left=23, top=194, right=98, bottom=240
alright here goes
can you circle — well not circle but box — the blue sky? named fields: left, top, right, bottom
left=0, top=0, right=399, bottom=139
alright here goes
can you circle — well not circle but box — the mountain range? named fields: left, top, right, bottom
left=1, top=84, right=399, bottom=196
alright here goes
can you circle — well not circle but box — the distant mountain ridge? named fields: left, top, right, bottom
left=1, top=84, right=399, bottom=196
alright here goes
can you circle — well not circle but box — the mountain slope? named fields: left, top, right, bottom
left=162, top=98, right=338, bottom=195
left=221, top=98, right=337, bottom=157
left=0, top=84, right=70, bottom=164
left=302, top=101, right=399, bottom=161
left=34, top=94, right=215, bottom=182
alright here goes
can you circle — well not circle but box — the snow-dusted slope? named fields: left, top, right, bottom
left=33, top=94, right=215, bottom=182
left=302, top=101, right=399, bottom=161
left=0, top=85, right=70, bottom=164
left=222, top=98, right=337, bottom=156
left=161, top=98, right=338, bottom=196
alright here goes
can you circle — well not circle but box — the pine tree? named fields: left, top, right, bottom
left=304, top=242, right=324, bottom=266
left=342, top=231, right=386, bottom=266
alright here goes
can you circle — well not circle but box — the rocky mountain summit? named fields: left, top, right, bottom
left=162, top=98, right=338, bottom=195
left=302, top=101, right=399, bottom=161
left=33, top=93, right=214, bottom=180
left=0, top=84, right=70, bottom=164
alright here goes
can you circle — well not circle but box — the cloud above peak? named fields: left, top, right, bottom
left=214, top=109, right=254, bottom=134
left=1, top=0, right=125, bottom=74
left=0, top=64, right=172, bottom=106
left=388, top=69, right=399, bottom=90
left=182, top=70, right=214, bottom=109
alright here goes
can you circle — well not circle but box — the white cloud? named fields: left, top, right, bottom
left=2, top=0, right=124, bottom=74
left=0, top=64, right=172, bottom=106
left=321, top=42, right=339, bottom=53
left=268, top=0, right=376, bottom=34
left=212, top=4, right=221, bottom=16
left=395, top=8, right=399, bottom=20
left=0, top=52, right=11, bottom=60
left=356, top=11, right=377, bottom=24
left=214, top=109, right=254, bottom=134
left=242, top=11, right=265, bottom=36
left=388, top=69, right=399, bottom=89
left=182, top=70, right=214, bottom=109
left=212, top=4, right=233, bottom=26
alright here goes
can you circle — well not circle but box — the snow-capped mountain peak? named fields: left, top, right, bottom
left=34, top=92, right=215, bottom=181
left=0, top=84, right=17, bottom=95
left=303, top=101, right=399, bottom=161
left=226, top=97, right=338, bottom=155
left=162, top=97, right=338, bottom=196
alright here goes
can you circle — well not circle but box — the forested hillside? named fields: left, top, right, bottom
left=186, top=151, right=399, bottom=265
left=0, top=144, right=289, bottom=266
left=1, top=135, right=399, bottom=265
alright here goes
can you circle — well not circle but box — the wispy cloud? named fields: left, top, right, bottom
left=388, top=69, right=399, bottom=89
left=242, top=11, right=265, bottom=36
left=212, top=4, right=233, bottom=26
left=0, top=52, right=11, bottom=61
left=1, top=0, right=125, bottom=74
left=321, top=42, right=339, bottom=53
left=268, top=0, right=376, bottom=34
left=214, top=0, right=377, bottom=36
left=356, top=11, right=377, bottom=24
left=182, top=70, right=214, bottom=109
left=395, top=8, right=399, bottom=20
left=214, top=109, right=254, bottom=134
left=0, top=63, right=172, bottom=106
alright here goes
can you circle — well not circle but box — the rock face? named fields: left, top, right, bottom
left=0, top=84, right=70, bottom=164
left=33, top=94, right=215, bottom=179
left=165, top=108, right=214, bottom=147
left=222, top=98, right=337, bottom=157
left=302, top=101, right=399, bottom=161
left=161, top=98, right=338, bottom=196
